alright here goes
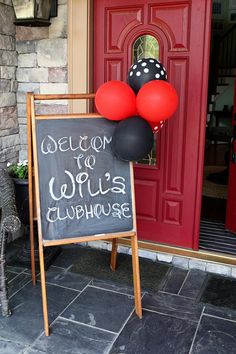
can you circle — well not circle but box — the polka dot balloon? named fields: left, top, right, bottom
left=149, top=120, right=165, bottom=133
left=127, top=58, right=167, bottom=94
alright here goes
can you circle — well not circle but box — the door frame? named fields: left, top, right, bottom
left=68, top=0, right=93, bottom=113
left=66, top=0, right=236, bottom=264
left=191, top=2, right=212, bottom=249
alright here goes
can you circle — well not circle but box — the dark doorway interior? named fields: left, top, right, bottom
left=200, top=1, right=236, bottom=253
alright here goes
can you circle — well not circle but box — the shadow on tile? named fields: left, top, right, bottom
left=68, top=246, right=170, bottom=294
left=200, top=274, right=236, bottom=310
left=45, top=267, right=92, bottom=292
left=162, top=267, right=187, bottom=294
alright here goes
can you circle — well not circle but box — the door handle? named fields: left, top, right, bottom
left=231, top=137, right=236, bottom=163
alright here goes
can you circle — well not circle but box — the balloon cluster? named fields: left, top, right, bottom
left=95, top=58, right=178, bottom=161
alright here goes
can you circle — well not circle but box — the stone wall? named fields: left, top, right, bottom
left=0, top=0, right=19, bottom=165
left=16, top=0, right=68, bottom=160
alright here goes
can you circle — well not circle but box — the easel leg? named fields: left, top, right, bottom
left=131, top=235, right=142, bottom=318
left=39, top=243, right=50, bottom=336
left=27, top=92, right=36, bottom=286
left=110, top=238, right=118, bottom=271
left=30, top=221, right=36, bottom=285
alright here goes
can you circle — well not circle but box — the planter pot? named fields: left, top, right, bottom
left=13, top=178, right=29, bottom=226
left=13, top=178, right=61, bottom=269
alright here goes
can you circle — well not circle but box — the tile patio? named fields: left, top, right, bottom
left=1, top=241, right=236, bottom=354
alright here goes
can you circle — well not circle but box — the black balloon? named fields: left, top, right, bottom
left=127, top=58, right=167, bottom=94
left=112, top=116, right=154, bottom=162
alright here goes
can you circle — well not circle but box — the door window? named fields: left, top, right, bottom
left=132, top=34, right=159, bottom=62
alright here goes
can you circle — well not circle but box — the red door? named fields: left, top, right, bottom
left=94, top=0, right=212, bottom=249
left=226, top=78, right=236, bottom=232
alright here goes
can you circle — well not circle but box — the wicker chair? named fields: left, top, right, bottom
left=0, top=168, right=21, bottom=316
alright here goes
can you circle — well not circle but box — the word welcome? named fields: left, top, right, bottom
left=41, top=135, right=112, bottom=155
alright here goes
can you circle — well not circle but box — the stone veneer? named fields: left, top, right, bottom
left=16, top=0, right=68, bottom=160
left=0, top=0, right=68, bottom=164
left=0, top=0, right=19, bottom=165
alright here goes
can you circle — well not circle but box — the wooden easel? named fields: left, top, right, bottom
left=27, top=93, right=142, bottom=336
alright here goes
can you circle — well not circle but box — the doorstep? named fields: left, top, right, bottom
left=80, top=239, right=236, bottom=279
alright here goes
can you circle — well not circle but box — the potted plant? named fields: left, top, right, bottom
left=7, top=160, right=28, bottom=179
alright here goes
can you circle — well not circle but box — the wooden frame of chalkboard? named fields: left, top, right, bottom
left=27, top=93, right=142, bottom=336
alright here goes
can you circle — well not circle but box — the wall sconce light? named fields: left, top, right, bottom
left=12, top=0, right=58, bottom=27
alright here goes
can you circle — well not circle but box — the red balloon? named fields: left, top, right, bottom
left=136, top=80, right=178, bottom=123
left=95, top=80, right=137, bottom=120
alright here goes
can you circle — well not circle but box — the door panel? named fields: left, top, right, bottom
left=226, top=79, right=236, bottom=232
left=94, top=0, right=211, bottom=249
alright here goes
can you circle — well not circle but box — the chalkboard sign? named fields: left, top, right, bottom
left=29, top=94, right=141, bottom=337
left=35, top=117, right=134, bottom=241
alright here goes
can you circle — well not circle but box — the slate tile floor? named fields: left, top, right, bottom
left=2, top=241, right=236, bottom=353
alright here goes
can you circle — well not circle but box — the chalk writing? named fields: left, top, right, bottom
left=36, top=118, right=133, bottom=240
left=46, top=202, right=131, bottom=223
left=48, top=171, right=126, bottom=201
left=41, top=135, right=112, bottom=155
